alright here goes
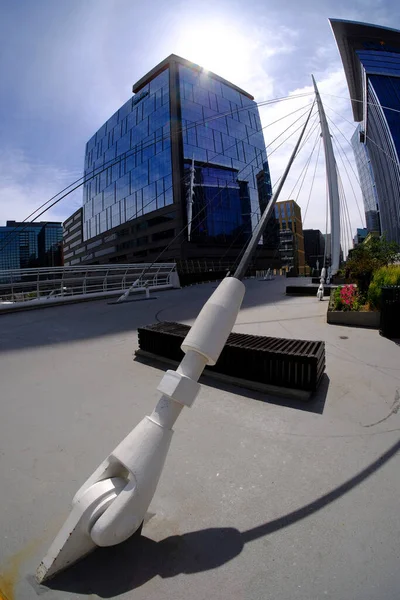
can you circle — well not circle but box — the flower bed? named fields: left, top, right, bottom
left=327, top=285, right=380, bottom=329
left=327, top=241, right=400, bottom=330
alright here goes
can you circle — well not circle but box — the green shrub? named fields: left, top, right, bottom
left=333, top=286, right=343, bottom=310
left=345, top=236, right=400, bottom=294
left=368, top=265, right=400, bottom=310
left=353, top=296, right=361, bottom=312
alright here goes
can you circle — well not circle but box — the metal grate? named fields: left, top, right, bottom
left=138, top=322, right=325, bottom=393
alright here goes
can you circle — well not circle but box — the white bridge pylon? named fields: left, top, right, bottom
left=312, top=75, right=341, bottom=277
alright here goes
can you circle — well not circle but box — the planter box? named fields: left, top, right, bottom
left=327, top=289, right=380, bottom=328
left=327, top=309, right=380, bottom=328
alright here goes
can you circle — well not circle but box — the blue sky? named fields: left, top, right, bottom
left=1, top=0, right=399, bottom=248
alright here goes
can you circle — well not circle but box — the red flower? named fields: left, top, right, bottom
left=340, top=284, right=357, bottom=310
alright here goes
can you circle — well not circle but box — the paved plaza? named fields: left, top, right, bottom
left=0, top=276, right=399, bottom=600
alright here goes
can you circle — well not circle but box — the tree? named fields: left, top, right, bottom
left=345, top=236, right=400, bottom=295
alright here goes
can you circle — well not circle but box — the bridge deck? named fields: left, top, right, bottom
left=0, top=277, right=399, bottom=600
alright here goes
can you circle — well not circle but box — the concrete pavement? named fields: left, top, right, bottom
left=0, top=276, right=399, bottom=600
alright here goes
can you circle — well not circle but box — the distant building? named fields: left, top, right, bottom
left=0, top=227, right=20, bottom=271
left=62, top=54, right=275, bottom=272
left=63, top=209, right=85, bottom=266
left=37, top=223, right=63, bottom=267
left=0, top=221, right=63, bottom=271
left=324, top=233, right=344, bottom=264
left=331, top=19, right=400, bottom=244
left=351, top=125, right=380, bottom=233
left=275, top=200, right=305, bottom=274
left=303, top=229, right=325, bottom=271
left=255, top=167, right=280, bottom=255
left=353, top=227, right=368, bottom=246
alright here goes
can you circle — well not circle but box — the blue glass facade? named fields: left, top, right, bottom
left=0, top=227, right=20, bottom=271
left=331, top=21, right=400, bottom=245
left=353, top=43, right=400, bottom=243
left=18, top=226, right=41, bottom=268
left=83, top=68, right=172, bottom=241
left=356, top=48, right=400, bottom=162
left=38, top=222, right=64, bottom=253
left=353, top=227, right=368, bottom=246
left=187, top=165, right=251, bottom=243
left=351, top=125, right=380, bottom=232
left=0, top=221, right=63, bottom=271
left=179, top=64, right=270, bottom=243
left=70, top=55, right=277, bottom=270
left=81, top=58, right=271, bottom=252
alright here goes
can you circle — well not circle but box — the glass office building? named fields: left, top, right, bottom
left=83, top=68, right=172, bottom=240
left=0, top=221, right=63, bottom=271
left=37, top=222, right=64, bottom=266
left=71, top=55, right=274, bottom=269
left=0, top=227, right=20, bottom=271
left=178, top=63, right=269, bottom=244
left=351, top=125, right=380, bottom=232
left=353, top=227, right=368, bottom=246
left=331, top=19, right=400, bottom=244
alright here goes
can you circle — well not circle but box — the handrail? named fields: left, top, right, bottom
left=0, top=263, right=178, bottom=303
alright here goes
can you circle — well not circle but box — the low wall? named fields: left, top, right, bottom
left=327, top=309, right=380, bottom=328
left=327, top=290, right=380, bottom=328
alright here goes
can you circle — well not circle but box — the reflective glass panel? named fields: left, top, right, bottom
left=179, top=64, right=272, bottom=243
left=83, top=68, right=171, bottom=240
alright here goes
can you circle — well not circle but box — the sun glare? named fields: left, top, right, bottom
left=175, top=19, right=253, bottom=86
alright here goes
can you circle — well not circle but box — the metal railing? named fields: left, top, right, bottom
left=176, top=259, right=236, bottom=274
left=0, top=263, right=179, bottom=304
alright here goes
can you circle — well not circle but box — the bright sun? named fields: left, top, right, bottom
left=175, top=19, right=254, bottom=86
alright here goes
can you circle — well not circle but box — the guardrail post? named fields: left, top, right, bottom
left=83, top=270, right=88, bottom=294
left=155, top=265, right=162, bottom=287
left=103, top=270, right=109, bottom=292
left=122, top=267, right=129, bottom=290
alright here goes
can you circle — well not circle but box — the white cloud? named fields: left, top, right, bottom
left=0, top=150, right=82, bottom=226
left=174, top=18, right=299, bottom=102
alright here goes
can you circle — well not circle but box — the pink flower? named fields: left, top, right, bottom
left=339, top=284, right=358, bottom=310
